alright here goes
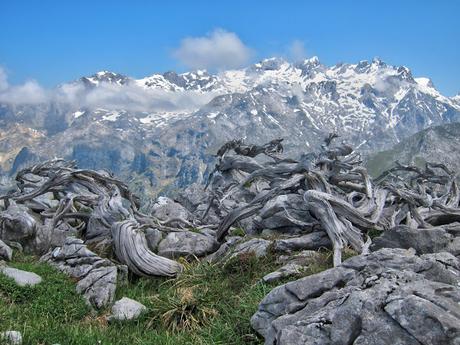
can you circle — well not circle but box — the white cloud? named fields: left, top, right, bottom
left=172, top=29, right=254, bottom=70
left=0, top=67, right=47, bottom=104
left=287, top=40, right=307, bottom=62
left=0, top=66, right=215, bottom=112
left=77, top=82, right=216, bottom=112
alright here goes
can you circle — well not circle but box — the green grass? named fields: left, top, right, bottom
left=0, top=249, right=333, bottom=345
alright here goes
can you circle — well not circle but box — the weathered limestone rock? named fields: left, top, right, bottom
left=372, top=224, right=454, bottom=255
left=0, top=239, right=13, bottom=261
left=0, top=331, right=22, bottom=345
left=251, top=248, right=460, bottom=345
left=158, top=231, right=219, bottom=258
left=41, top=237, right=117, bottom=309
left=0, top=266, right=42, bottom=287
left=0, top=202, right=36, bottom=244
left=107, top=297, right=147, bottom=322
left=150, top=196, right=193, bottom=227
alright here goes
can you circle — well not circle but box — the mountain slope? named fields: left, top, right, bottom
left=1, top=57, right=459, bottom=196
left=366, top=122, right=460, bottom=177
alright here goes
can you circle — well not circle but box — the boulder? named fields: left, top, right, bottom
left=41, top=237, right=117, bottom=309
left=158, top=231, right=219, bottom=258
left=0, top=201, right=77, bottom=255
left=0, top=202, right=36, bottom=244
left=149, top=196, right=192, bottom=227
left=107, top=297, right=147, bottom=322
left=251, top=248, right=460, bottom=345
left=0, top=266, right=42, bottom=287
left=0, top=239, right=13, bottom=261
left=372, top=225, right=454, bottom=254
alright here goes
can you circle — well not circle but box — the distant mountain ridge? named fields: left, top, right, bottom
left=366, top=122, right=460, bottom=177
left=1, top=56, right=459, bottom=197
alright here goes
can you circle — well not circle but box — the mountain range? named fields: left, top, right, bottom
left=1, top=57, right=459, bottom=198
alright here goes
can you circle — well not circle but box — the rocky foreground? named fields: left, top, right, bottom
left=1, top=135, right=460, bottom=344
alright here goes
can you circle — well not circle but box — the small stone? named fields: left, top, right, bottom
left=0, top=266, right=42, bottom=286
left=108, top=297, right=147, bottom=321
left=1, top=331, right=22, bottom=345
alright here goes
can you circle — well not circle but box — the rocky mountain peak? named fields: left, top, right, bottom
left=80, top=71, right=130, bottom=87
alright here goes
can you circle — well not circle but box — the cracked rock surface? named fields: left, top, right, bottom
left=251, top=248, right=460, bottom=345
left=41, top=237, right=117, bottom=309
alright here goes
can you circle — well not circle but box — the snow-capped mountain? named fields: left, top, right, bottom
left=1, top=57, right=459, bottom=197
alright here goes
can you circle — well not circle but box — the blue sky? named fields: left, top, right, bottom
left=0, top=0, right=458, bottom=95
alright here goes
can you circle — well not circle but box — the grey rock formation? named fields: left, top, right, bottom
left=41, top=237, right=117, bottom=309
left=371, top=224, right=458, bottom=256
left=0, top=200, right=77, bottom=255
left=149, top=197, right=193, bottom=227
left=0, top=201, right=36, bottom=246
left=158, top=231, right=219, bottom=258
left=0, top=331, right=22, bottom=345
left=251, top=248, right=460, bottom=345
left=0, top=266, right=42, bottom=287
left=0, top=239, right=13, bottom=261
left=107, top=297, right=147, bottom=322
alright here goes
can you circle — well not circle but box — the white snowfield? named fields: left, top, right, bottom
left=65, top=56, right=459, bottom=139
